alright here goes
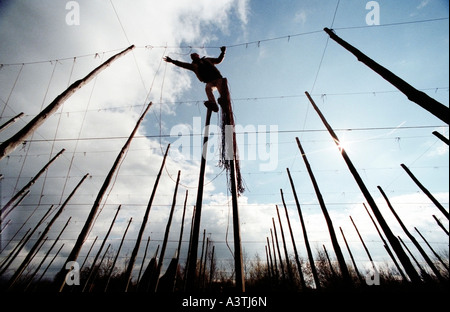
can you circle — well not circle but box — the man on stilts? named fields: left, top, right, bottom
left=164, top=46, right=228, bottom=113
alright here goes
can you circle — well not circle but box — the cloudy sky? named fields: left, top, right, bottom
left=0, top=0, right=448, bottom=284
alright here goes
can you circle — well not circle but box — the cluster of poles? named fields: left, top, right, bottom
left=0, top=28, right=449, bottom=292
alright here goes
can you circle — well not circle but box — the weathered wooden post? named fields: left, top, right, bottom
left=56, top=102, right=152, bottom=292
left=154, top=170, right=181, bottom=292
left=270, top=228, right=280, bottom=280
left=339, top=227, right=364, bottom=284
left=1, top=149, right=65, bottom=218
left=272, top=217, right=286, bottom=281
left=324, top=28, right=448, bottom=124
left=280, top=189, right=306, bottom=289
left=350, top=216, right=376, bottom=272
left=104, top=217, right=132, bottom=292
left=266, top=237, right=276, bottom=279
left=305, top=91, right=421, bottom=284
left=378, top=186, right=444, bottom=282
left=276, top=205, right=294, bottom=284
left=0, top=112, right=24, bottom=133
left=0, top=206, right=53, bottom=276
left=432, top=215, right=449, bottom=236
left=415, top=227, right=449, bottom=272
left=83, top=205, right=122, bottom=291
left=0, top=45, right=136, bottom=160
left=186, top=109, right=212, bottom=289
left=295, top=137, right=352, bottom=285
left=287, top=168, right=321, bottom=289
left=401, top=164, right=449, bottom=220
left=124, top=144, right=170, bottom=291
left=363, top=204, right=407, bottom=281
left=432, top=131, right=449, bottom=145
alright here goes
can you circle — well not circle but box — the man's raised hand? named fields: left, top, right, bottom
left=220, top=46, right=226, bottom=53
left=163, top=56, right=173, bottom=63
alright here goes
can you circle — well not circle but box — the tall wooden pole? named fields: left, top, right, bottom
left=378, top=186, right=445, bottom=282
left=8, top=173, right=88, bottom=288
left=363, top=203, right=407, bottom=281
left=350, top=216, right=376, bottom=271
left=173, top=190, right=188, bottom=291
left=0, top=112, right=24, bottom=133
left=1, top=149, right=65, bottom=218
left=124, top=143, right=170, bottom=291
left=272, top=217, right=286, bottom=281
left=339, top=227, right=364, bottom=284
left=401, top=164, right=449, bottom=220
left=276, top=205, right=294, bottom=283
left=186, top=109, right=212, bottom=289
left=229, top=154, right=245, bottom=292
left=415, top=227, right=449, bottom=272
left=295, top=137, right=351, bottom=285
left=432, top=131, right=449, bottom=145
left=324, top=28, right=448, bottom=124
left=266, top=237, right=276, bottom=279
left=56, top=102, right=152, bottom=292
left=270, top=228, right=279, bottom=280
left=280, top=189, right=307, bottom=289
left=154, top=170, right=181, bottom=292
left=104, top=217, right=132, bottom=292
left=82, top=205, right=122, bottom=292
left=305, top=91, right=421, bottom=284
left=432, top=215, right=449, bottom=236
left=286, top=168, right=321, bottom=289
left=0, top=45, right=135, bottom=160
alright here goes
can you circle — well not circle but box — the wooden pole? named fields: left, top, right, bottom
left=272, top=217, right=286, bottom=281
left=432, top=131, right=449, bottom=145
left=1, top=149, right=65, bottom=218
left=56, top=102, right=152, bottom=292
left=398, top=236, right=427, bottom=278
left=104, top=217, right=132, bottom=292
left=280, top=189, right=307, bottom=289
left=265, top=245, right=272, bottom=280
left=186, top=108, right=212, bottom=289
left=363, top=203, right=408, bottom=281
left=0, top=206, right=53, bottom=276
left=276, top=205, right=294, bottom=284
left=295, top=137, right=352, bottom=285
left=266, top=237, right=276, bottom=280
left=378, top=186, right=444, bottom=282
left=229, top=152, right=245, bottom=292
left=198, top=229, right=207, bottom=289
left=415, top=227, right=449, bottom=272
left=339, top=227, right=364, bottom=284
left=270, top=228, right=280, bottom=280
left=305, top=91, right=421, bottom=284
left=0, top=45, right=135, bottom=160
left=0, top=112, right=24, bottom=133
left=8, top=173, right=88, bottom=288
left=34, top=243, right=65, bottom=288
left=287, top=168, right=321, bottom=289
left=183, top=205, right=196, bottom=289
left=350, top=216, right=376, bottom=272
left=432, top=215, right=449, bottom=236
left=324, top=28, right=448, bottom=124
left=154, top=170, right=181, bottom=292
left=124, top=143, right=170, bottom=291
left=209, top=245, right=215, bottom=288
left=323, top=244, right=337, bottom=278
left=82, top=205, right=122, bottom=292
left=401, top=164, right=449, bottom=220
left=137, top=236, right=151, bottom=286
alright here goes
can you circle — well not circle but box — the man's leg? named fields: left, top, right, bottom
left=205, top=82, right=219, bottom=112
left=217, top=78, right=229, bottom=108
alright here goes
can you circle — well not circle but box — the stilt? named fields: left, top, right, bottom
left=186, top=109, right=212, bottom=290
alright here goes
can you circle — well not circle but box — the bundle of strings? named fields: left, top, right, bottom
left=218, top=78, right=245, bottom=195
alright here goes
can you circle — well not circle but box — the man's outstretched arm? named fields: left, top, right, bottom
left=164, top=56, right=195, bottom=71
left=206, top=46, right=226, bottom=64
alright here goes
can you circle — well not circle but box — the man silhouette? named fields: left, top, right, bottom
left=164, top=46, right=227, bottom=112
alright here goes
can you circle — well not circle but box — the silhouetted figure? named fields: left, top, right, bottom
left=164, top=46, right=227, bottom=112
